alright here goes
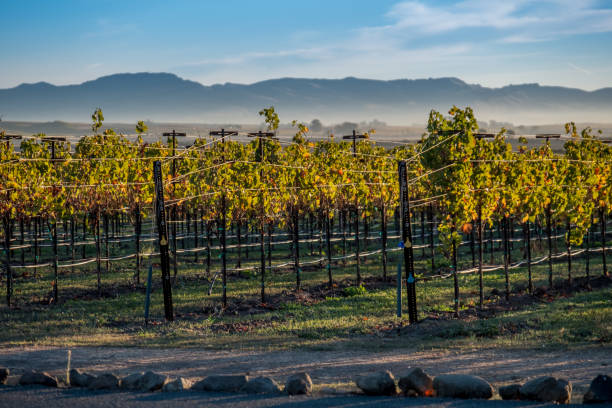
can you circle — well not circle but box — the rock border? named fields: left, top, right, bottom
left=2, top=365, right=605, bottom=404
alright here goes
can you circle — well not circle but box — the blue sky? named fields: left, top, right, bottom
left=1, top=0, right=612, bottom=90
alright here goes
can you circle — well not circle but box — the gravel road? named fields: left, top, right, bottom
left=0, top=346, right=610, bottom=405
left=0, top=387, right=598, bottom=408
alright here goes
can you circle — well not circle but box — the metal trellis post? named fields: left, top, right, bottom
left=398, top=160, right=417, bottom=324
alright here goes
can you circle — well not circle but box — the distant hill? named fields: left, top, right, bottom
left=1, top=73, right=611, bottom=124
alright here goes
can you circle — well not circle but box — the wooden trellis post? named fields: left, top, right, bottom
left=43, top=136, right=66, bottom=304
left=342, top=130, right=368, bottom=285
left=162, top=130, right=186, bottom=281
left=210, top=129, right=238, bottom=308
left=0, top=133, right=20, bottom=307
left=248, top=131, right=276, bottom=300
left=153, top=161, right=173, bottom=321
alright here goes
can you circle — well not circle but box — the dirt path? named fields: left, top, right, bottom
left=0, top=346, right=610, bottom=402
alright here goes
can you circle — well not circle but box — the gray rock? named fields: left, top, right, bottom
left=519, top=376, right=571, bottom=404
left=120, top=372, right=144, bottom=390
left=192, top=375, right=248, bottom=392
left=583, top=374, right=612, bottom=404
left=433, top=374, right=493, bottom=399
left=163, top=377, right=193, bottom=392
left=0, top=368, right=9, bottom=385
left=19, top=371, right=58, bottom=387
left=137, top=371, right=169, bottom=391
left=398, top=368, right=434, bottom=397
left=285, top=373, right=313, bottom=395
left=355, top=371, right=397, bottom=396
left=240, top=376, right=282, bottom=394
left=499, top=384, right=522, bottom=400
left=69, top=369, right=96, bottom=388
left=88, top=373, right=121, bottom=390
left=4, top=375, right=20, bottom=387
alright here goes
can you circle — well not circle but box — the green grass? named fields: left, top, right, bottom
left=0, top=229, right=610, bottom=351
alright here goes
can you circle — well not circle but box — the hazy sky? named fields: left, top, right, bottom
left=2, top=0, right=612, bottom=90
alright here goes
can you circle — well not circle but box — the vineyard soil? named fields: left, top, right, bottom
left=0, top=249, right=610, bottom=350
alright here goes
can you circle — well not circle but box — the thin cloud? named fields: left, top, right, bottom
left=567, top=63, right=591, bottom=75
left=384, top=0, right=612, bottom=42
left=164, top=0, right=612, bottom=90
left=387, top=1, right=539, bottom=33
left=175, top=43, right=474, bottom=85
left=84, top=18, right=140, bottom=38
left=179, top=47, right=333, bottom=68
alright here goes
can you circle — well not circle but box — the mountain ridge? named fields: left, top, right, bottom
left=7, top=73, right=611, bottom=92
left=1, top=72, right=611, bottom=125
